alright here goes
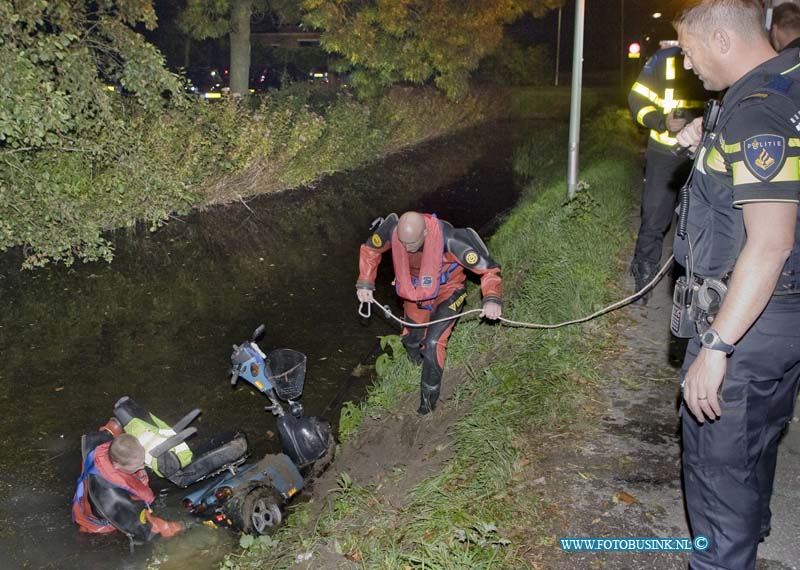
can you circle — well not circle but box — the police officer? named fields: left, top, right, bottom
left=628, top=42, right=709, bottom=302
left=356, top=212, right=502, bottom=414
left=674, top=1, right=800, bottom=568
left=770, top=1, right=800, bottom=52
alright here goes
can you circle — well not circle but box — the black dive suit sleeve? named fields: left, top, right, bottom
left=87, top=476, right=155, bottom=543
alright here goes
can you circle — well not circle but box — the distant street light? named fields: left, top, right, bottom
left=653, top=12, right=662, bottom=19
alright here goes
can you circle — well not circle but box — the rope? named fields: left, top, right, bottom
left=360, top=255, right=675, bottom=330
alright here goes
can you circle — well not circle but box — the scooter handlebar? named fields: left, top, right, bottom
left=251, top=324, right=266, bottom=342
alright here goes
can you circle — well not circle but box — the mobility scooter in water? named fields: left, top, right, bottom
left=178, top=325, right=335, bottom=534
left=110, top=325, right=334, bottom=535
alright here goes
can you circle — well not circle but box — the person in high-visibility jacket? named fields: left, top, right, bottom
left=628, top=44, right=710, bottom=303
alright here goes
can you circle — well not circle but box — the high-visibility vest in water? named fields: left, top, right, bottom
left=124, top=416, right=193, bottom=477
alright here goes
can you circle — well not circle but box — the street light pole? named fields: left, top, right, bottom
left=619, top=0, right=625, bottom=91
left=555, top=7, right=563, bottom=86
left=765, top=0, right=775, bottom=31
left=567, top=0, right=586, bottom=200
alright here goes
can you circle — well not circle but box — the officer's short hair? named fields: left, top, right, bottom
left=675, top=0, right=767, bottom=42
left=109, top=434, right=145, bottom=471
left=773, top=2, right=800, bottom=35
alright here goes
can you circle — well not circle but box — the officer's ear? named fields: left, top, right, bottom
left=711, top=28, right=730, bottom=55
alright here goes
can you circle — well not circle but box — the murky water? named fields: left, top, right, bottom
left=0, top=119, right=552, bottom=569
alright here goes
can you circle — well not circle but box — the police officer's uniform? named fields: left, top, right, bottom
left=674, top=48, right=800, bottom=570
left=628, top=46, right=709, bottom=295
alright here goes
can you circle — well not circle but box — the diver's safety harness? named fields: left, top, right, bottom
left=358, top=258, right=674, bottom=330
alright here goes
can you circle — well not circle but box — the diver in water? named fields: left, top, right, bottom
left=72, top=422, right=184, bottom=543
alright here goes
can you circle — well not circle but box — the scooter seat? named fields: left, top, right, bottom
left=113, top=396, right=249, bottom=488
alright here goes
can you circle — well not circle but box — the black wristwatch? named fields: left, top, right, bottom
left=700, top=328, right=735, bottom=356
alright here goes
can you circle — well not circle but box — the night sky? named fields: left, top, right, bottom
left=516, top=0, right=686, bottom=73
left=148, top=0, right=686, bottom=81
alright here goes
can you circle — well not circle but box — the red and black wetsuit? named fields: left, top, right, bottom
left=357, top=213, right=502, bottom=412
left=72, top=430, right=181, bottom=543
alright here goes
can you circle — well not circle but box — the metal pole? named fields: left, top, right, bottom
left=619, top=0, right=624, bottom=90
left=555, top=7, right=563, bottom=86
left=567, top=0, right=586, bottom=201
left=765, top=0, right=774, bottom=32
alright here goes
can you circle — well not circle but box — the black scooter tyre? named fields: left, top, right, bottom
left=241, top=488, right=283, bottom=535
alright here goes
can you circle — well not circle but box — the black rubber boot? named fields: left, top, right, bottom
left=402, top=329, right=424, bottom=366
left=405, top=345, right=424, bottom=365
left=417, top=384, right=440, bottom=415
left=631, top=259, right=659, bottom=305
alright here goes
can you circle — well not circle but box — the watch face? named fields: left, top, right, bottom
left=702, top=331, right=713, bottom=344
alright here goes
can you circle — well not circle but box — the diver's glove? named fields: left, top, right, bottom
left=98, top=417, right=123, bottom=437
left=146, top=512, right=184, bottom=538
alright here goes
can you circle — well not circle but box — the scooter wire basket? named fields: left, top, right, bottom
left=265, top=349, right=307, bottom=401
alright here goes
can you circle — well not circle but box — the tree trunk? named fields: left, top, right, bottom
left=229, top=0, right=252, bottom=97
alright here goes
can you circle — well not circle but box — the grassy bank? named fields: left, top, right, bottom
left=217, top=108, right=641, bottom=569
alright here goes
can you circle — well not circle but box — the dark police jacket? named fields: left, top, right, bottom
left=629, top=46, right=709, bottom=151
left=673, top=48, right=800, bottom=295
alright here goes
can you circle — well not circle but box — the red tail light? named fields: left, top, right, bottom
left=183, top=498, right=206, bottom=514
left=214, top=487, right=233, bottom=503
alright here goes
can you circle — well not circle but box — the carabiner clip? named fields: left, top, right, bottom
left=358, top=301, right=372, bottom=319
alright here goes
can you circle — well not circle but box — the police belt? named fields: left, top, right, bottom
left=671, top=274, right=729, bottom=338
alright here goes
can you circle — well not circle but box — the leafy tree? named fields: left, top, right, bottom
left=302, top=0, right=563, bottom=99
left=477, top=38, right=552, bottom=86
left=0, top=0, right=184, bottom=267
left=0, top=0, right=182, bottom=152
left=177, top=0, right=301, bottom=95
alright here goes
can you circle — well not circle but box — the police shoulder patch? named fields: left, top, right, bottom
left=371, top=233, right=382, bottom=248
left=743, top=134, right=786, bottom=181
left=139, top=509, right=148, bottom=524
left=464, top=251, right=479, bottom=265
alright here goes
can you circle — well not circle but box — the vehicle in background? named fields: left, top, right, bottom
left=182, top=66, right=229, bottom=100
left=307, top=70, right=329, bottom=84
left=181, top=65, right=281, bottom=99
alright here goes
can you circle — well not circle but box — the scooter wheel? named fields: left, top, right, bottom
left=242, top=488, right=283, bottom=535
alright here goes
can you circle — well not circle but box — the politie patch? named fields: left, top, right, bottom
left=743, top=134, right=786, bottom=181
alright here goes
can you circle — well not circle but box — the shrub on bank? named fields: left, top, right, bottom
left=1, top=84, right=568, bottom=269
